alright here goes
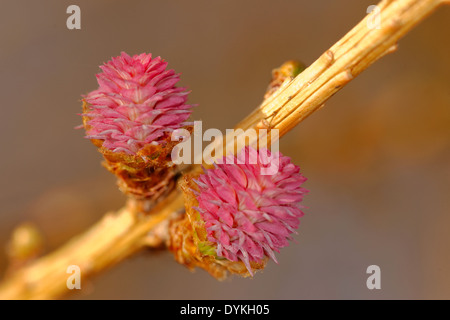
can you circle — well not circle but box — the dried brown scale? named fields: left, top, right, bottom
left=264, top=60, right=306, bottom=100
left=82, top=100, right=193, bottom=204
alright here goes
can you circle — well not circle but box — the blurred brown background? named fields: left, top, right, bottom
left=0, top=0, right=449, bottom=299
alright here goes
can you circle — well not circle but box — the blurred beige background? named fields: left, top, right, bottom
left=0, top=0, right=449, bottom=299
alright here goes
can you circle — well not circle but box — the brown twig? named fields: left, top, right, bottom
left=0, top=192, right=185, bottom=299
left=0, top=0, right=447, bottom=299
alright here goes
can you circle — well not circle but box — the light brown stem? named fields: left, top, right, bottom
left=234, top=0, right=444, bottom=137
left=0, top=0, right=446, bottom=299
left=0, top=191, right=184, bottom=299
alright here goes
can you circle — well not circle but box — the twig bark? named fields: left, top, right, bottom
left=0, top=0, right=447, bottom=299
left=0, top=192, right=185, bottom=299
left=234, top=0, right=445, bottom=137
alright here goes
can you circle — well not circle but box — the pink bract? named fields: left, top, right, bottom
left=83, top=52, right=193, bottom=154
left=194, top=146, right=308, bottom=274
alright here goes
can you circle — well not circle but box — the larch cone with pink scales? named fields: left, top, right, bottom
left=80, top=52, right=194, bottom=202
left=164, top=59, right=309, bottom=278
left=83, top=52, right=193, bottom=155
left=192, top=146, right=308, bottom=274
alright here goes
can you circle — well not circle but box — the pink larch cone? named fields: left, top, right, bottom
left=83, top=52, right=192, bottom=155
left=170, top=146, right=308, bottom=278
left=81, top=52, right=193, bottom=202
